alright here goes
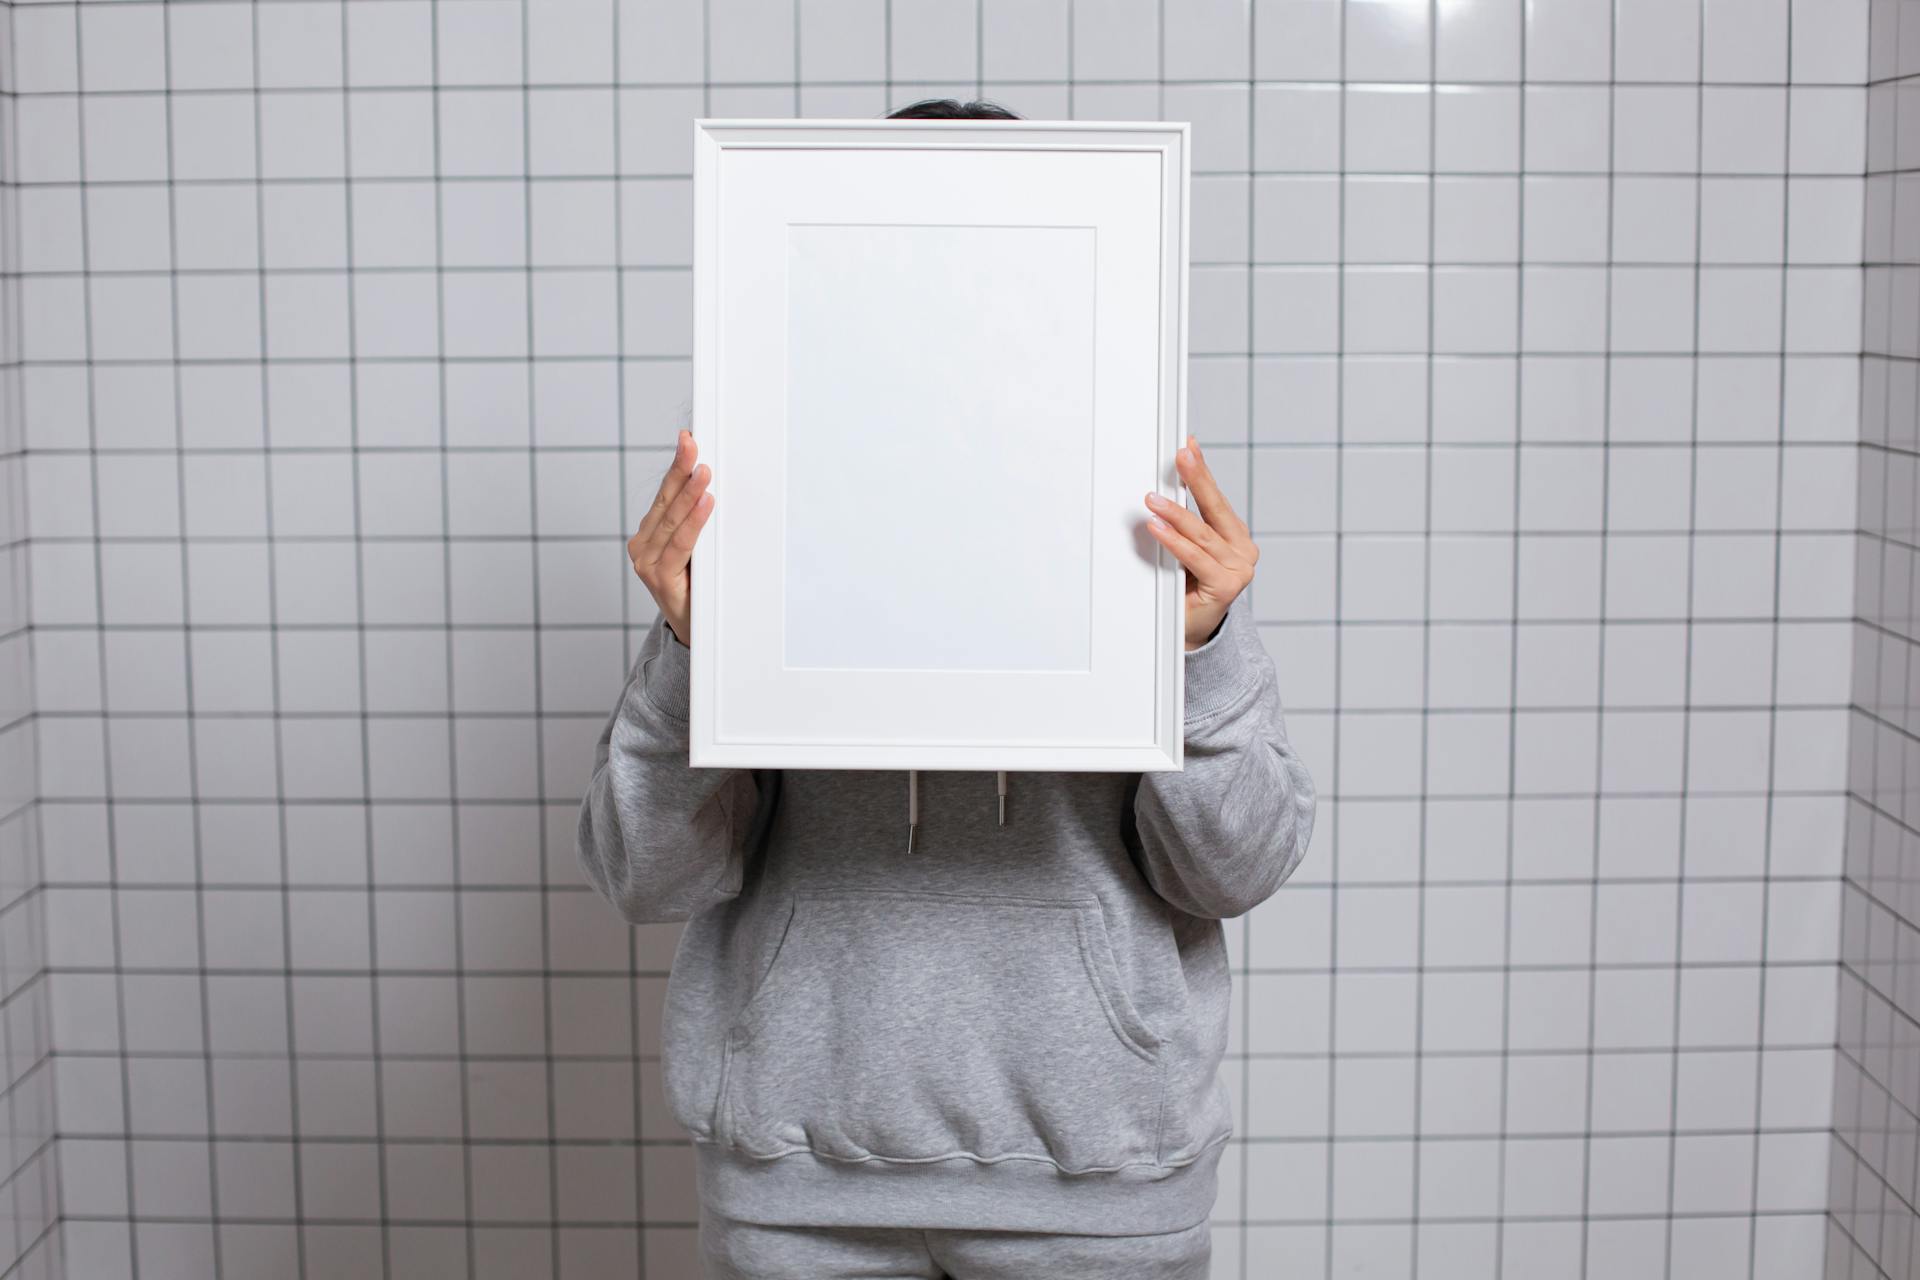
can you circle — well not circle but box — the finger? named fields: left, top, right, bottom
left=634, top=434, right=707, bottom=561
left=1176, top=435, right=1243, bottom=535
left=1175, top=435, right=1250, bottom=541
left=658, top=489, right=715, bottom=575
left=638, top=461, right=713, bottom=576
left=1145, top=490, right=1232, bottom=561
left=1145, top=514, right=1236, bottom=595
left=637, top=430, right=699, bottom=544
left=630, top=453, right=705, bottom=576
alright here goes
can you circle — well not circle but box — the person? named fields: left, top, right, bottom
left=574, top=98, right=1317, bottom=1280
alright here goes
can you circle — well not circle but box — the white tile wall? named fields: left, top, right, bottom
left=4, top=0, right=1883, bottom=1277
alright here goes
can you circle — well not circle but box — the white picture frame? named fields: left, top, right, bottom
left=688, top=117, right=1191, bottom=772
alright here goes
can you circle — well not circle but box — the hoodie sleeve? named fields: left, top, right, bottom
left=1126, top=591, right=1317, bottom=920
left=574, top=611, right=764, bottom=924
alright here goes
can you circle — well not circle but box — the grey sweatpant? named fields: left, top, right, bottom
left=698, top=1205, right=1213, bottom=1279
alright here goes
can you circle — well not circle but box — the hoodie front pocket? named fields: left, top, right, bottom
left=715, top=887, right=1168, bottom=1174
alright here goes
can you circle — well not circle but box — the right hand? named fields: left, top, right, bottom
left=629, top=429, right=714, bottom=648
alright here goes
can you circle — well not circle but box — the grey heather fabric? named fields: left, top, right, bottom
left=574, top=589, right=1316, bottom=1235
left=698, top=1201, right=1213, bottom=1279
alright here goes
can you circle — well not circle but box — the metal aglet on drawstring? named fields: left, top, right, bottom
left=997, top=770, right=1007, bottom=826
left=907, top=769, right=918, bottom=855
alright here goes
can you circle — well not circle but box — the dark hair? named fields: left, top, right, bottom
left=885, top=98, right=1022, bottom=121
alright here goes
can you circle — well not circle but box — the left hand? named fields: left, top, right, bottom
left=1143, top=434, right=1258, bottom=652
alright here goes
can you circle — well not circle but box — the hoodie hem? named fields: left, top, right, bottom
left=693, top=1135, right=1225, bottom=1235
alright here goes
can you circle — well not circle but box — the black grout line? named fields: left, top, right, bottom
left=1409, top=0, right=1436, bottom=1273
left=65, top=6, right=142, bottom=1277
left=1321, top=3, right=1348, bottom=1275
left=156, top=3, right=224, bottom=1275
left=16, top=347, right=1885, bottom=368
left=5, top=76, right=1888, bottom=99
left=334, top=6, right=395, bottom=1274
left=1743, top=0, right=1799, bottom=1270
left=1494, top=1, right=1525, bottom=1274
left=243, top=2, right=307, bottom=1272
left=13, top=256, right=1875, bottom=276
left=612, top=0, right=645, bottom=1269
left=424, top=4, right=478, bottom=1278
left=6, top=163, right=1879, bottom=186
left=1574, top=2, right=1618, bottom=1274
left=515, top=4, right=563, bottom=1277
left=1660, top=0, right=1712, bottom=1268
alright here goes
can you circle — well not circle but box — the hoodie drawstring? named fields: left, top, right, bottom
left=906, top=770, right=1009, bottom=852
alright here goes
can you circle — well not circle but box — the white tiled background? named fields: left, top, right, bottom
left=1, top=0, right=1897, bottom=1277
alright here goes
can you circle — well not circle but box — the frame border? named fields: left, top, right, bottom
left=688, top=117, right=1191, bottom=772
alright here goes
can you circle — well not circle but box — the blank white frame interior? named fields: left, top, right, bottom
left=689, top=117, right=1191, bottom=772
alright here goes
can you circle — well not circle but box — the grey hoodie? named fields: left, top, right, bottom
left=574, top=589, right=1316, bottom=1235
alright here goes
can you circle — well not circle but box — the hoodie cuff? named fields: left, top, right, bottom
left=1184, top=594, right=1264, bottom=723
left=641, top=614, right=693, bottom=723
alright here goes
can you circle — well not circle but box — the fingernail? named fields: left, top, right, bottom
left=1145, top=491, right=1163, bottom=507
left=1148, top=514, right=1168, bottom=529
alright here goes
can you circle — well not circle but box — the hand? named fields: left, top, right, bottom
left=629, top=429, right=714, bottom=647
left=1142, top=434, right=1258, bottom=652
